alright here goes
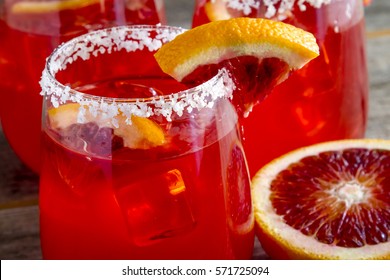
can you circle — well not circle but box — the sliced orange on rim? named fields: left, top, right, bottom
left=252, top=139, right=390, bottom=259
left=155, top=17, right=319, bottom=82
left=154, top=17, right=319, bottom=116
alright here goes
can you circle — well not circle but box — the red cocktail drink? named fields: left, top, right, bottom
left=193, top=0, right=369, bottom=175
left=39, top=25, right=254, bottom=259
left=0, top=0, right=165, bottom=173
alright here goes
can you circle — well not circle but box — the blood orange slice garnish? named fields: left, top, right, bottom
left=154, top=17, right=319, bottom=117
left=252, top=139, right=390, bottom=259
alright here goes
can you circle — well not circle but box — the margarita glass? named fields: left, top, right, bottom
left=39, top=25, right=254, bottom=259
left=193, top=0, right=369, bottom=175
left=0, top=0, right=166, bottom=173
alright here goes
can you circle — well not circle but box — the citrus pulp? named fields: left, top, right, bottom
left=252, top=139, right=390, bottom=259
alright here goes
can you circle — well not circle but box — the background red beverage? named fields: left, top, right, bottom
left=193, top=0, right=369, bottom=176
left=0, top=0, right=165, bottom=173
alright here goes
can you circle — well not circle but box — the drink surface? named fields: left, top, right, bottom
left=0, top=0, right=165, bottom=173
left=192, top=0, right=369, bottom=175
left=40, top=76, right=254, bottom=259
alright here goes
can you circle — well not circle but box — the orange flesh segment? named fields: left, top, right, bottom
left=130, top=115, right=166, bottom=147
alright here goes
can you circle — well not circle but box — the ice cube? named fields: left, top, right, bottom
left=114, top=169, right=196, bottom=246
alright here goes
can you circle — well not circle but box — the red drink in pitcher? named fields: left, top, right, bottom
left=39, top=26, right=254, bottom=259
left=0, top=0, right=165, bottom=173
left=193, top=0, right=369, bottom=175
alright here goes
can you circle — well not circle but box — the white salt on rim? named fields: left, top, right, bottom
left=217, top=0, right=332, bottom=20
left=40, top=25, right=235, bottom=126
left=213, top=1, right=362, bottom=34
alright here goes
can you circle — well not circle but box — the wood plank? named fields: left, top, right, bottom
left=0, top=206, right=41, bottom=259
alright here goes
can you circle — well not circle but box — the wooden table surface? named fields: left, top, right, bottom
left=1, top=0, right=390, bottom=260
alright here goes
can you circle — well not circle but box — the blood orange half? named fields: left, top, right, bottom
left=252, top=139, right=390, bottom=259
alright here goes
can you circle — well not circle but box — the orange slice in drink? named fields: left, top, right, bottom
left=154, top=17, right=319, bottom=116
left=114, top=115, right=166, bottom=149
left=48, top=103, right=165, bottom=149
left=204, top=0, right=234, bottom=21
left=252, top=139, right=390, bottom=259
left=48, top=103, right=83, bottom=130
left=11, top=0, right=100, bottom=14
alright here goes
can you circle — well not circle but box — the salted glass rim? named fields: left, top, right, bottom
left=40, top=24, right=234, bottom=122
left=219, top=1, right=360, bottom=20
left=220, top=0, right=333, bottom=13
